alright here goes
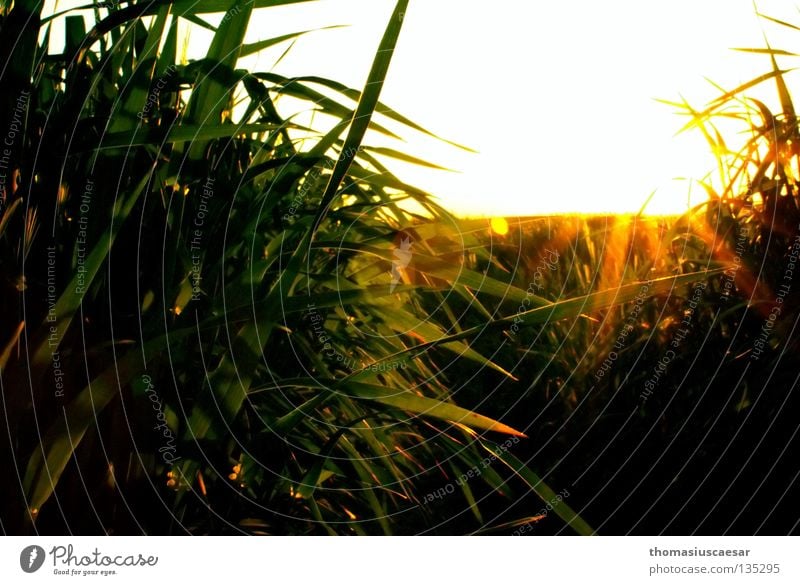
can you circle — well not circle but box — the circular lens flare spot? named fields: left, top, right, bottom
left=490, top=216, right=509, bottom=236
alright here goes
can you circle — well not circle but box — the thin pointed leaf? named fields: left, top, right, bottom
left=484, top=446, right=594, bottom=535
left=344, top=381, right=527, bottom=438
left=313, top=0, right=410, bottom=228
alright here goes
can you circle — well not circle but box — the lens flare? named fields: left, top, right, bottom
left=490, top=217, right=509, bottom=236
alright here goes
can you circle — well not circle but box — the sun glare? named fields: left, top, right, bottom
left=253, top=0, right=797, bottom=218
left=490, top=217, right=509, bottom=236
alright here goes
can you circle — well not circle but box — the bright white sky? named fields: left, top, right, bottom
left=46, top=0, right=800, bottom=216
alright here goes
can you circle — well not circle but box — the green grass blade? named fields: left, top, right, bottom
left=183, top=0, right=253, bottom=160
left=276, top=74, right=477, bottom=151
left=486, top=447, right=594, bottom=535
left=344, top=381, right=527, bottom=438
left=313, top=0, right=409, bottom=227
left=362, top=146, right=455, bottom=170
left=108, top=5, right=170, bottom=133
left=239, top=26, right=343, bottom=58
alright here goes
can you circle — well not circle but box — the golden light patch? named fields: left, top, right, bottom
left=490, top=217, right=509, bottom=236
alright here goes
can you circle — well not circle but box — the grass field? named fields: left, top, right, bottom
left=455, top=212, right=800, bottom=533
left=1, top=0, right=799, bottom=535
